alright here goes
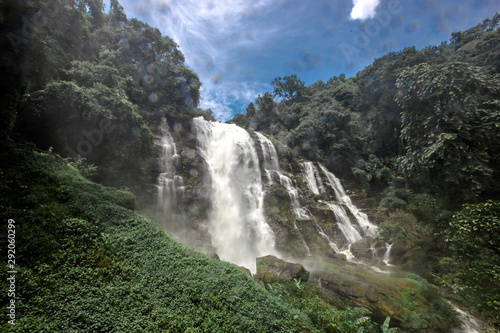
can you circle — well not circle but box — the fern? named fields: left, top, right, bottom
left=378, top=316, right=400, bottom=333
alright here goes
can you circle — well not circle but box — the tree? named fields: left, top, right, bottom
left=272, top=75, right=305, bottom=102
left=110, top=0, right=127, bottom=25
left=395, top=62, right=500, bottom=203
left=443, top=200, right=500, bottom=323
left=447, top=200, right=500, bottom=259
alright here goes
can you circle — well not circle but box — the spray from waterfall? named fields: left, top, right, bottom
left=157, top=123, right=183, bottom=218
left=193, top=118, right=276, bottom=273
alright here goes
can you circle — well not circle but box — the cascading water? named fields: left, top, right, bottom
left=157, top=125, right=183, bottom=217
left=277, top=174, right=310, bottom=220
left=255, top=132, right=311, bottom=255
left=303, top=161, right=319, bottom=195
left=303, top=161, right=325, bottom=196
left=319, top=164, right=377, bottom=237
left=193, top=118, right=275, bottom=273
left=255, top=132, right=309, bottom=220
left=383, top=242, right=393, bottom=265
left=450, top=303, right=482, bottom=333
left=255, top=132, right=280, bottom=184
left=323, top=201, right=362, bottom=245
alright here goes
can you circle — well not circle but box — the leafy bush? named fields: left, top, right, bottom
left=379, top=196, right=408, bottom=211
left=377, top=210, right=431, bottom=248
left=0, top=146, right=303, bottom=332
left=440, top=200, right=500, bottom=326
left=65, top=155, right=98, bottom=179
left=265, top=281, right=377, bottom=333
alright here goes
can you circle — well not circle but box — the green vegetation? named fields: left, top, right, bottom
left=1, top=0, right=209, bottom=191
left=264, top=280, right=378, bottom=333
left=2, top=0, right=500, bottom=330
left=439, top=200, right=500, bottom=326
left=0, top=143, right=303, bottom=332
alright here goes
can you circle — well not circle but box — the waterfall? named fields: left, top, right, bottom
left=303, top=161, right=325, bottom=196
left=255, top=132, right=310, bottom=220
left=311, top=214, right=341, bottom=253
left=255, top=132, right=311, bottom=255
left=370, top=244, right=379, bottom=260
left=323, top=201, right=362, bottom=245
left=303, top=161, right=320, bottom=195
left=255, top=132, right=280, bottom=171
left=450, top=303, right=481, bottom=333
left=157, top=125, right=183, bottom=216
left=193, top=117, right=275, bottom=273
left=277, top=174, right=310, bottom=220
left=319, top=164, right=377, bottom=237
left=383, top=242, right=393, bottom=265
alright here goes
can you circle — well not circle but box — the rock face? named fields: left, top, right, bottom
left=308, top=261, right=456, bottom=332
left=351, top=238, right=386, bottom=261
left=256, top=255, right=310, bottom=283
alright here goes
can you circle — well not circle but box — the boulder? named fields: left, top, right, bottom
left=256, top=255, right=310, bottom=283
left=350, top=237, right=385, bottom=260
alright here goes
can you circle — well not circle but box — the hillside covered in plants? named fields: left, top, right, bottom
left=1, top=0, right=499, bottom=332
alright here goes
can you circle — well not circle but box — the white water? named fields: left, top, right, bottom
left=303, top=161, right=320, bottom=195
left=450, top=303, right=482, bottom=333
left=323, top=201, right=363, bottom=245
left=255, top=132, right=311, bottom=254
left=278, top=174, right=310, bottom=220
left=319, top=164, right=377, bottom=237
left=255, top=132, right=280, bottom=173
left=383, top=242, right=393, bottom=265
left=256, top=132, right=310, bottom=221
left=311, top=214, right=341, bottom=253
left=193, top=117, right=276, bottom=273
left=157, top=124, right=183, bottom=216
left=370, top=243, right=379, bottom=260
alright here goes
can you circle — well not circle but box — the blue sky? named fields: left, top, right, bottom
left=108, top=0, right=499, bottom=121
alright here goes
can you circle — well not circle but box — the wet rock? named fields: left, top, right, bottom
left=333, top=253, right=347, bottom=261
left=366, top=289, right=379, bottom=303
left=350, top=237, right=385, bottom=260
left=256, top=255, right=309, bottom=283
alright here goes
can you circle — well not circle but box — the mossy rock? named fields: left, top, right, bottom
left=256, top=255, right=310, bottom=284
left=307, top=260, right=458, bottom=332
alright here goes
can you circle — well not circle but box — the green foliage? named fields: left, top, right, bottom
left=377, top=211, right=431, bottom=249
left=272, top=75, right=306, bottom=102
left=378, top=196, right=407, bottom=211
left=0, top=145, right=303, bottom=332
left=377, top=316, right=400, bottom=333
left=265, top=281, right=377, bottom=333
left=65, top=155, right=98, bottom=179
left=440, top=200, right=500, bottom=326
left=447, top=200, right=500, bottom=257
left=5, top=0, right=204, bottom=190
left=331, top=308, right=373, bottom=333
left=396, top=61, right=500, bottom=202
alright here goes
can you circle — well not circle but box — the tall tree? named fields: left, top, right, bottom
left=272, top=74, right=305, bottom=102
left=396, top=62, right=500, bottom=202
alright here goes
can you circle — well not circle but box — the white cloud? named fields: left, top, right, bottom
left=350, top=0, right=380, bottom=20
left=121, top=0, right=297, bottom=120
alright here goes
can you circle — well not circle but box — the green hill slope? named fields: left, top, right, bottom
left=0, top=143, right=300, bottom=332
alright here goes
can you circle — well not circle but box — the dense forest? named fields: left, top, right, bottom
left=1, top=0, right=499, bottom=331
